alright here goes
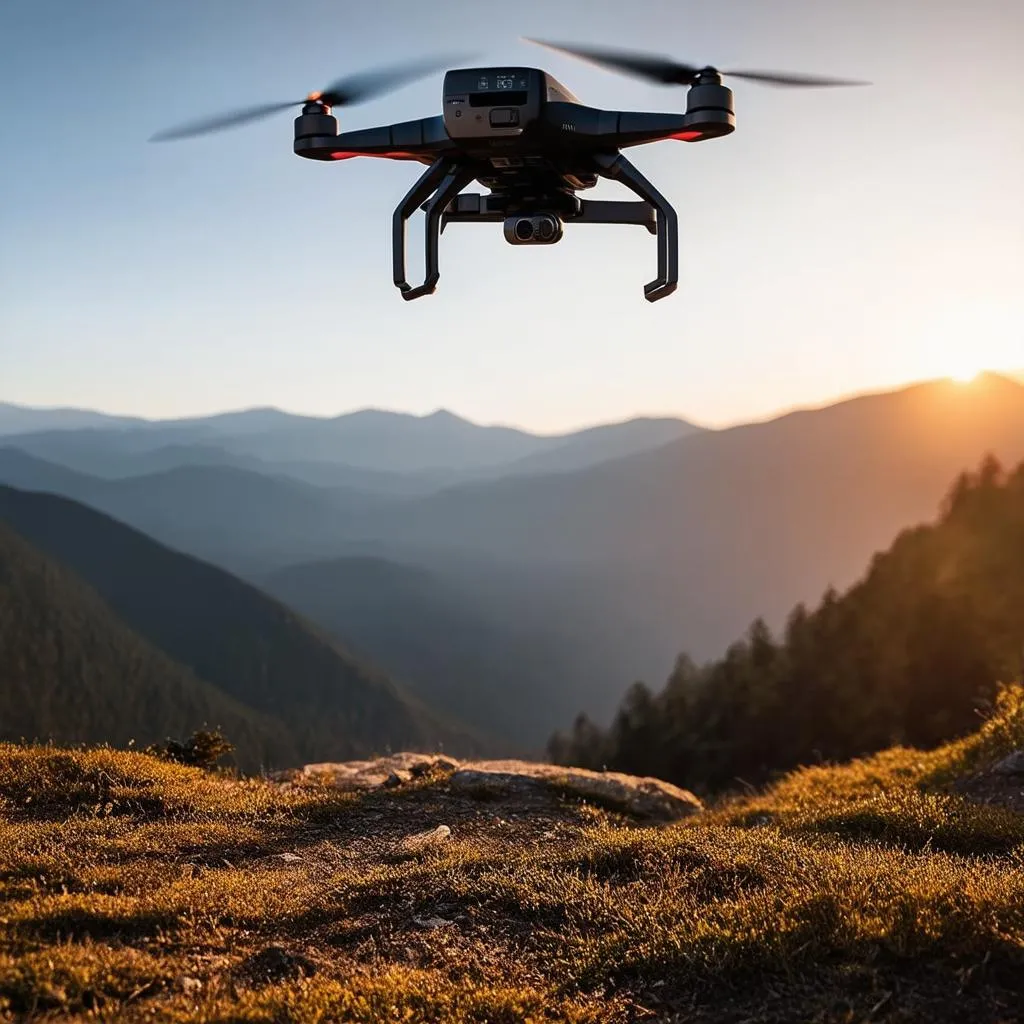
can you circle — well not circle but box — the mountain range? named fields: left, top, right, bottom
left=2, top=373, right=1023, bottom=747
left=326, top=374, right=1024, bottom=665
left=0, top=403, right=704, bottom=485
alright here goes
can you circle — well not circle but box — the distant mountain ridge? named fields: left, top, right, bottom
left=0, top=402, right=147, bottom=436
left=0, top=401, right=705, bottom=480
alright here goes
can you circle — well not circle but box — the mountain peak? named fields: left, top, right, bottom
left=423, top=408, right=468, bottom=424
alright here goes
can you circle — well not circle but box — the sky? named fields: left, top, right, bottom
left=0, top=0, right=1022, bottom=432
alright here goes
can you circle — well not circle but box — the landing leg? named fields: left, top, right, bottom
left=392, top=157, right=455, bottom=298
left=593, top=152, right=678, bottom=302
left=392, top=157, right=475, bottom=300
left=401, top=165, right=478, bottom=301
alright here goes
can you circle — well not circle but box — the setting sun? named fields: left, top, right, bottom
left=948, top=361, right=981, bottom=384
left=908, top=299, right=1024, bottom=387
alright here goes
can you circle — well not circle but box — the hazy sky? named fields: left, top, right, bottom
left=1, top=0, right=1021, bottom=432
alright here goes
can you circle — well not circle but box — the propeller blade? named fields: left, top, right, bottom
left=150, top=53, right=468, bottom=142
left=523, top=38, right=869, bottom=90
left=317, top=53, right=470, bottom=106
left=525, top=39, right=699, bottom=85
left=725, top=70, right=869, bottom=87
left=149, top=101, right=301, bottom=142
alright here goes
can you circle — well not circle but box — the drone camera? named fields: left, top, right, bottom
left=504, top=214, right=563, bottom=245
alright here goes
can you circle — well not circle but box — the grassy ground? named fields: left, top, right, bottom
left=4, top=687, right=1024, bottom=1022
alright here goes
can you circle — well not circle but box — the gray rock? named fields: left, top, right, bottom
left=395, top=824, right=451, bottom=857
left=276, top=753, right=702, bottom=821
left=450, top=760, right=702, bottom=821
left=992, top=750, right=1024, bottom=776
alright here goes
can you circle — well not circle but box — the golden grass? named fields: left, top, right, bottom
left=3, top=687, right=1024, bottom=1021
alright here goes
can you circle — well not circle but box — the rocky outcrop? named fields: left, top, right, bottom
left=448, top=760, right=702, bottom=820
left=273, top=752, right=460, bottom=789
left=274, top=753, right=702, bottom=821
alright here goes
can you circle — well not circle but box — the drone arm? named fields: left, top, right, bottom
left=592, top=151, right=678, bottom=302
left=294, top=114, right=453, bottom=162
left=543, top=103, right=732, bottom=148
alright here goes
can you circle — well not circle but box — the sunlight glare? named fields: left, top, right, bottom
left=912, top=301, right=1023, bottom=386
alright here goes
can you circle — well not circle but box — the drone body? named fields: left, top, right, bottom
left=153, top=41, right=865, bottom=302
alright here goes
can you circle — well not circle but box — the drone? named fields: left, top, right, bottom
left=151, top=40, right=867, bottom=303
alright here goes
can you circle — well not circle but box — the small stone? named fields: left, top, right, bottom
left=413, top=916, right=454, bottom=929
left=992, top=751, right=1024, bottom=776
left=278, top=852, right=302, bottom=863
left=396, top=824, right=451, bottom=856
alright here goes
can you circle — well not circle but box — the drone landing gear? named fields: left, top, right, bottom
left=391, top=152, right=679, bottom=303
left=392, top=156, right=476, bottom=301
left=592, top=152, right=678, bottom=302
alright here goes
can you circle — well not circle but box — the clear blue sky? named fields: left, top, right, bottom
left=1, top=0, right=1021, bottom=431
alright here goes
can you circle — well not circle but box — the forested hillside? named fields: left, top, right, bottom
left=551, top=455, right=1024, bottom=792
left=0, top=522, right=291, bottom=767
left=0, top=486, right=479, bottom=766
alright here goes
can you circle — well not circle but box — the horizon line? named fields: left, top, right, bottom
left=2, top=368, right=1022, bottom=438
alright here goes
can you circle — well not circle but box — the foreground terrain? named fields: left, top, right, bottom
left=4, top=686, right=1024, bottom=1022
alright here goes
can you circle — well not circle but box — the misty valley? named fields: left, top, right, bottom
left=3, top=371, right=1024, bottom=776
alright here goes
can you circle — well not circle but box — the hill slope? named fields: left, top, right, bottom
left=0, top=451, right=376, bottom=573
left=3, top=431, right=433, bottom=494
left=489, top=415, right=704, bottom=477
left=0, top=521, right=290, bottom=768
left=3, top=682, right=1024, bottom=1021
left=261, top=556, right=579, bottom=751
left=0, top=485, right=478, bottom=766
left=338, top=374, right=1024, bottom=665
left=552, top=453, right=1024, bottom=792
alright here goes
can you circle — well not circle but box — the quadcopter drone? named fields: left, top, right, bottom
left=152, top=40, right=867, bottom=303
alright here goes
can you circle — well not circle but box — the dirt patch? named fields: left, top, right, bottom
left=953, top=749, right=1024, bottom=813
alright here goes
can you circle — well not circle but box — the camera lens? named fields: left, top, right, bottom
left=514, top=218, right=534, bottom=242
left=536, top=216, right=556, bottom=241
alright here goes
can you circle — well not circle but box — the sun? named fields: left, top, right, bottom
left=934, top=342, right=983, bottom=384
left=917, top=300, right=1023, bottom=386
left=948, top=362, right=981, bottom=384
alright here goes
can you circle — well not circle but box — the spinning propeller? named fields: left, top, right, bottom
left=149, top=55, right=465, bottom=142
left=524, top=38, right=869, bottom=89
